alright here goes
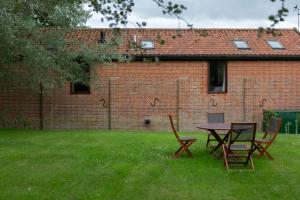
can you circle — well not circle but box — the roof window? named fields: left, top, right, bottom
left=233, top=40, right=250, bottom=49
left=267, top=40, right=285, bottom=49
left=141, top=40, right=154, bottom=49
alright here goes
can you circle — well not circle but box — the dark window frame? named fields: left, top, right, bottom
left=70, top=82, right=91, bottom=95
left=208, top=60, right=227, bottom=94
left=98, top=31, right=106, bottom=44
left=70, top=60, right=91, bottom=95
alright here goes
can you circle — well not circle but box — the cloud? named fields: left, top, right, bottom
left=86, top=0, right=299, bottom=29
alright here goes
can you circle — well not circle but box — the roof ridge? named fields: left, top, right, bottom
left=75, top=27, right=296, bottom=31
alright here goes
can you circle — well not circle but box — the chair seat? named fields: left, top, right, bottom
left=255, top=139, right=271, bottom=143
left=226, top=144, right=250, bottom=151
left=179, top=136, right=197, bottom=141
left=227, top=154, right=249, bottom=157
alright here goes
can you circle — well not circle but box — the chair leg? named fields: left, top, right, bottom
left=256, top=143, right=274, bottom=160
left=257, top=149, right=273, bottom=160
left=176, top=147, right=186, bottom=158
left=254, top=143, right=264, bottom=157
left=222, top=145, right=229, bottom=171
left=186, top=148, right=193, bottom=157
left=186, top=140, right=196, bottom=157
left=249, top=155, right=255, bottom=171
left=179, top=141, right=194, bottom=157
left=252, top=143, right=259, bottom=152
left=264, top=151, right=273, bottom=160
left=174, top=146, right=184, bottom=158
left=174, top=141, right=194, bottom=158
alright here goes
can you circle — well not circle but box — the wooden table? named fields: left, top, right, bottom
left=197, top=123, right=231, bottom=153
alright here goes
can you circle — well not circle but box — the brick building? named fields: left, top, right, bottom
left=1, top=28, right=300, bottom=131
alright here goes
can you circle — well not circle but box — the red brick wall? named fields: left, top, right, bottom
left=0, top=88, right=41, bottom=129
left=1, top=60, right=300, bottom=130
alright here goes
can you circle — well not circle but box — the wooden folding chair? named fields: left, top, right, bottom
left=254, top=117, right=282, bottom=160
left=222, top=123, right=257, bottom=171
left=168, top=115, right=197, bottom=158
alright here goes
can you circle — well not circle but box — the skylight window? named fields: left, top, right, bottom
left=233, top=40, right=250, bottom=49
left=267, top=40, right=285, bottom=49
left=141, top=40, right=154, bottom=49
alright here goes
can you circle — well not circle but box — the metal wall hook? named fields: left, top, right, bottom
left=259, top=99, right=267, bottom=108
left=100, top=98, right=109, bottom=108
left=151, top=98, right=160, bottom=107
left=209, top=99, right=217, bottom=107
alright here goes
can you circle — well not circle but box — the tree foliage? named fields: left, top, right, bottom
left=269, top=0, right=289, bottom=28
left=0, top=0, right=125, bottom=91
left=0, top=0, right=289, bottom=92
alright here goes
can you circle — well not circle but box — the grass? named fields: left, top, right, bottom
left=0, top=129, right=300, bottom=200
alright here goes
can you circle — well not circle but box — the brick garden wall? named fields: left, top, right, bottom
left=1, top=60, right=300, bottom=131
left=0, top=88, right=41, bottom=129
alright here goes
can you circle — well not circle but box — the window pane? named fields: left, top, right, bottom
left=71, top=60, right=91, bottom=94
left=209, top=61, right=226, bottom=93
left=267, top=40, right=284, bottom=49
left=208, top=113, right=224, bottom=123
left=73, top=83, right=90, bottom=93
left=234, top=40, right=249, bottom=49
left=141, top=40, right=154, bottom=49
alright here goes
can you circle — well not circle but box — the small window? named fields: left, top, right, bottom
left=233, top=40, right=250, bottom=49
left=208, top=113, right=224, bottom=123
left=267, top=40, right=285, bottom=49
left=71, top=61, right=90, bottom=94
left=208, top=61, right=227, bottom=93
left=141, top=40, right=154, bottom=49
left=71, top=83, right=90, bottom=94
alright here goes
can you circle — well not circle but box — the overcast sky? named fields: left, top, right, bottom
left=86, top=0, right=300, bottom=29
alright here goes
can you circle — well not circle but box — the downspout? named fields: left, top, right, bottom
left=108, top=79, right=111, bottom=130
left=242, top=78, right=246, bottom=122
left=176, top=79, right=180, bottom=131
left=39, top=82, right=43, bottom=130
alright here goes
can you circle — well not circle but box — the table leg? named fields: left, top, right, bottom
left=209, top=130, right=225, bottom=153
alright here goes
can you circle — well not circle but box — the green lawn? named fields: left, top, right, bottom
left=0, top=129, right=300, bottom=200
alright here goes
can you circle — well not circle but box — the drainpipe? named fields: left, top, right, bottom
left=242, top=78, right=246, bottom=122
left=39, top=82, right=43, bottom=130
left=176, top=79, right=180, bottom=131
left=108, top=79, right=111, bottom=130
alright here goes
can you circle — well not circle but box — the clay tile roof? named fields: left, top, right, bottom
left=70, top=28, right=300, bottom=58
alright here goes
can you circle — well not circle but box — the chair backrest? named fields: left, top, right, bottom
left=267, top=117, right=282, bottom=134
left=265, top=117, right=282, bottom=143
left=168, top=115, right=180, bottom=142
left=228, top=123, right=257, bottom=146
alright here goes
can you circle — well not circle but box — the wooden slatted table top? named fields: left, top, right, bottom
left=197, top=123, right=231, bottom=131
